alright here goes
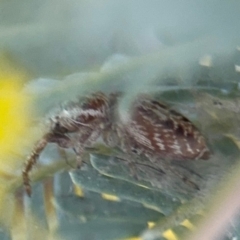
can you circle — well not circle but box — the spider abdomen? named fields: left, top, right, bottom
left=117, top=96, right=210, bottom=161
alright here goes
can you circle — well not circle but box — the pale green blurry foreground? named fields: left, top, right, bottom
left=0, top=1, right=240, bottom=240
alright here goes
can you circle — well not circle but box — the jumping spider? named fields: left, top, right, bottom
left=23, top=92, right=210, bottom=196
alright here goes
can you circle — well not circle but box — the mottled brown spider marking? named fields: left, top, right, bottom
left=117, top=95, right=210, bottom=162
left=23, top=92, right=210, bottom=196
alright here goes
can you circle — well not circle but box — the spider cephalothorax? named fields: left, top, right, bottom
left=23, top=92, right=210, bottom=196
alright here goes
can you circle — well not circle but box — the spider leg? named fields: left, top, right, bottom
left=58, top=147, right=75, bottom=169
left=127, top=161, right=139, bottom=180
left=23, top=132, right=72, bottom=196
left=172, top=162, right=203, bottom=179
left=74, top=127, right=103, bottom=168
left=73, top=147, right=84, bottom=168
left=22, top=136, right=49, bottom=196
left=115, top=152, right=200, bottom=190
left=167, top=164, right=200, bottom=190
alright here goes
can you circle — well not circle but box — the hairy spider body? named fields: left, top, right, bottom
left=23, top=92, right=210, bottom=196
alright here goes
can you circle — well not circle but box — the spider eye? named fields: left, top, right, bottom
left=49, top=117, right=66, bottom=133
left=54, top=121, right=68, bottom=133
left=213, top=100, right=222, bottom=106
left=55, top=122, right=60, bottom=129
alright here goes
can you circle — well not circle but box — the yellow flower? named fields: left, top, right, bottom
left=0, top=65, right=31, bottom=228
left=0, top=77, right=30, bottom=174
